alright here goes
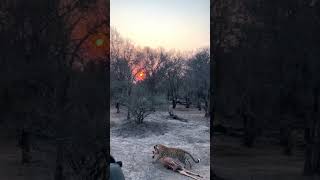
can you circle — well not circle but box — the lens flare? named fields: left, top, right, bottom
left=95, top=38, right=104, bottom=47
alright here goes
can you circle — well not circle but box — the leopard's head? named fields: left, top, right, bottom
left=152, top=144, right=165, bottom=158
left=154, top=144, right=166, bottom=151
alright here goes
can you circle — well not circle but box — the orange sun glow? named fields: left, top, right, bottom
left=135, top=70, right=146, bottom=81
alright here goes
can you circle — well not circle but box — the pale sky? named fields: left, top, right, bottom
left=111, top=0, right=210, bottom=51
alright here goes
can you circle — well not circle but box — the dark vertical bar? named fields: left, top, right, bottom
left=210, top=0, right=214, bottom=178
left=106, top=0, right=110, bottom=127
left=210, top=0, right=217, bottom=179
left=105, top=0, right=111, bottom=179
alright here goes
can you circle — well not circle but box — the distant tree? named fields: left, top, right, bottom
left=0, top=0, right=109, bottom=179
left=304, top=86, right=320, bottom=175
left=185, top=48, right=210, bottom=116
left=165, top=53, right=185, bottom=109
left=128, top=86, right=153, bottom=124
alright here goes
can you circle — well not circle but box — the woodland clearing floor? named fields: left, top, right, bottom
left=0, top=127, right=54, bottom=180
left=110, top=106, right=211, bottom=180
left=214, top=134, right=319, bottom=180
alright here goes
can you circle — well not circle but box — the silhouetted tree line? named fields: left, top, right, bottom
left=110, top=28, right=210, bottom=124
left=0, top=0, right=109, bottom=179
left=212, top=0, right=320, bottom=176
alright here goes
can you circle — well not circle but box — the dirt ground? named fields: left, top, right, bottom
left=110, top=105, right=211, bottom=180
left=214, top=134, right=319, bottom=180
left=0, top=127, right=54, bottom=180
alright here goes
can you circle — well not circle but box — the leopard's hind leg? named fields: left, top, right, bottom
left=186, top=159, right=192, bottom=169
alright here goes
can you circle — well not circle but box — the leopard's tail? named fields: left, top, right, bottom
left=185, top=152, right=200, bottom=163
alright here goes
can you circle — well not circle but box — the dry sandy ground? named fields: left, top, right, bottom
left=214, top=135, right=319, bottom=180
left=0, top=128, right=54, bottom=180
left=110, top=106, right=210, bottom=180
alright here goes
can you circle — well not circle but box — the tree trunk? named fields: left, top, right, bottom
left=185, top=97, right=190, bottom=108
left=280, top=126, right=294, bottom=156
left=304, top=87, right=320, bottom=175
left=127, top=110, right=130, bottom=120
left=116, top=102, right=120, bottom=113
left=197, top=100, right=202, bottom=111
left=20, top=129, right=31, bottom=164
left=304, top=126, right=320, bottom=175
left=172, top=99, right=176, bottom=109
left=127, top=87, right=132, bottom=120
left=204, top=99, right=209, bottom=117
left=55, top=142, right=64, bottom=180
left=242, top=110, right=256, bottom=147
left=136, top=115, right=143, bottom=124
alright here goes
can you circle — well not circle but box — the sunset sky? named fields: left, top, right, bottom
left=111, top=0, right=210, bottom=51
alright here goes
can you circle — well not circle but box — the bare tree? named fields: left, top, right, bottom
left=1, top=0, right=109, bottom=179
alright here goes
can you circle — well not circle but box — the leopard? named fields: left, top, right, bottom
left=152, top=144, right=200, bottom=169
